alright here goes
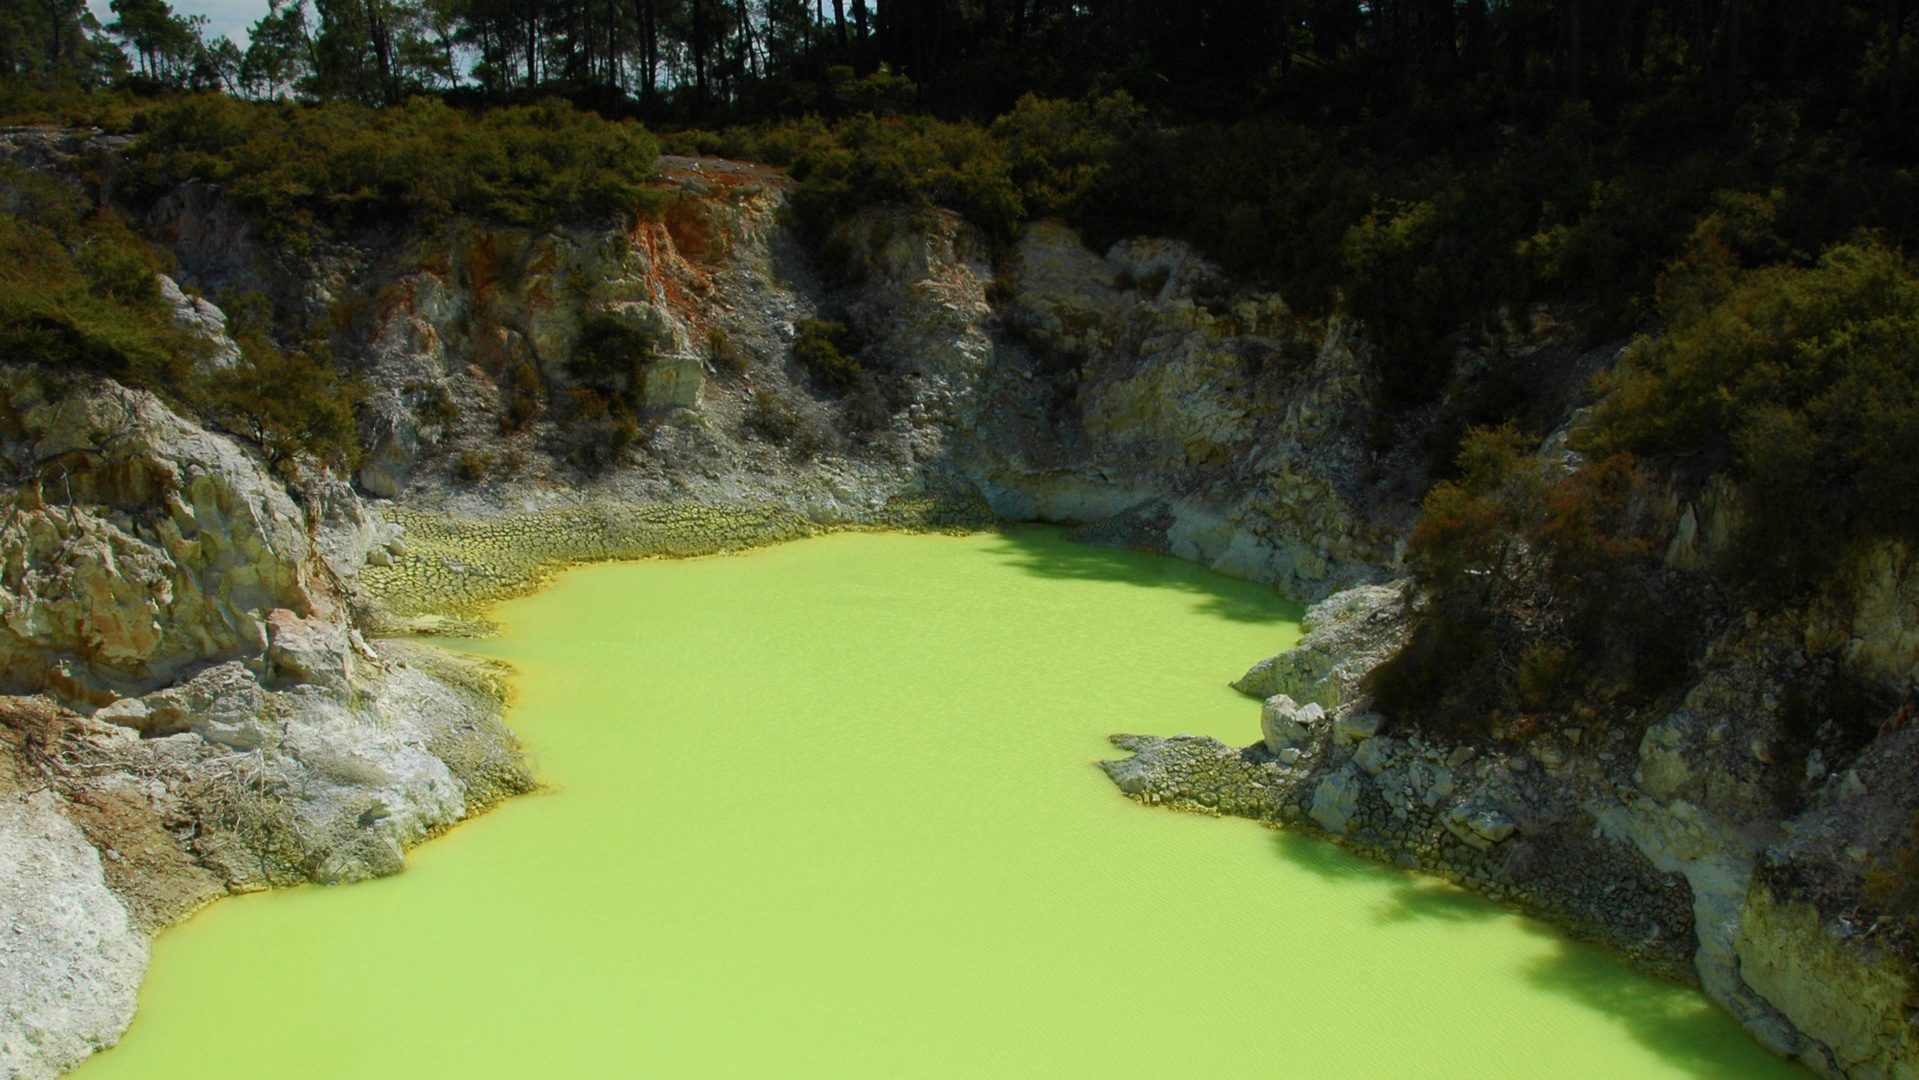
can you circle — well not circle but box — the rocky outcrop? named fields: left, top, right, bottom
left=0, top=367, right=335, bottom=701
left=156, top=275, right=240, bottom=370
left=0, top=770, right=146, bottom=1080
left=1104, top=564, right=1919, bottom=1078
left=1232, top=581, right=1411, bottom=705
left=0, top=371, right=533, bottom=1080
left=1104, top=581, right=1699, bottom=980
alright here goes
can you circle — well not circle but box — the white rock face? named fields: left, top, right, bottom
left=0, top=368, right=331, bottom=699
left=157, top=274, right=241, bottom=369
left=0, top=791, right=146, bottom=1080
left=1309, top=767, right=1360, bottom=834
left=942, top=219, right=1403, bottom=603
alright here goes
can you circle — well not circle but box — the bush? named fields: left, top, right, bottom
left=453, top=449, right=492, bottom=483
left=559, top=386, right=641, bottom=473
left=1583, top=241, right=1919, bottom=600
left=707, top=327, right=747, bottom=377
left=407, top=379, right=459, bottom=432
left=666, top=94, right=1141, bottom=243
left=792, top=318, right=861, bottom=392
left=743, top=387, right=799, bottom=443
left=1371, top=424, right=1680, bottom=735
left=123, top=94, right=664, bottom=248
left=0, top=164, right=189, bottom=385
left=202, top=337, right=364, bottom=472
left=500, top=361, right=542, bottom=432
left=566, top=313, right=655, bottom=406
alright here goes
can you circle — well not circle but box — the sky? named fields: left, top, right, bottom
left=89, top=0, right=272, bottom=48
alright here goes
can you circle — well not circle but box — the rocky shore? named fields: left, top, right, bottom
left=1102, top=573, right=1919, bottom=1079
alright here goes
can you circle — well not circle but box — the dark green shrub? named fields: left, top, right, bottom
left=560, top=386, right=640, bottom=474
left=406, top=380, right=459, bottom=431
left=123, top=94, right=663, bottom=248
left=0, top=165, right=189, bottom=385
left=566, top=313, right=655, bottom=406
left=792, top=319, right=861, bottom=393
left=744, top=387, right=799, bottom=444
left=707, top=327, right=747, bottom=377
left=453, top=449, right=492, bottom=483
left=1371, top=424, right=1677, bottom=736
left=1583, top=241, right=1919, bottom=601
left=500, top=361, right=542, bottom=432
left=202, top=337, right=364, bottom=472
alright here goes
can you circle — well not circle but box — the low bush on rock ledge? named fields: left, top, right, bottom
left=1378, top=238, right=1919, bottom=745
left=0, top=161, right=363, bottom=474
left=1585, top=240, right=1919, bottom=602
left=122, top=95, right=666, bottom=249
left=1371, top=424, right=1693, bottom=737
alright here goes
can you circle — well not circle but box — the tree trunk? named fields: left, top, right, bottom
left=1725, top=0, right=1742, bottom=100
left=693, top=0, right=709, bottom=113
left=364, top=0, right=396, bottom=103
left=1894, top=0, right=1906, bottom=117
left=637, top=0, right=657, bottom=103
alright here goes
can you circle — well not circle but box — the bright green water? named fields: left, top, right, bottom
left=80, top=530, right=1804, bottom=1079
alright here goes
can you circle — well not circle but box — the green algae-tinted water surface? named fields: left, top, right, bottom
left=80, top=530, right=1806, bottom=1080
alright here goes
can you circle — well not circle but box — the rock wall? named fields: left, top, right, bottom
left=0, top=767, right=146, bottom=1080
left=820, top=214, right=1415, bottom=603
left=136, top=144, right=1420, bottom=606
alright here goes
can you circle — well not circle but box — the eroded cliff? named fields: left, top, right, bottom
left=5, top=124, right=1913, bottom=1080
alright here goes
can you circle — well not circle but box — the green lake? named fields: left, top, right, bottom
left=78, top=530, right=1805, bottom=1078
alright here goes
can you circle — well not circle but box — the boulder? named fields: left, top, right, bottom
left=1333, top=710, right=1382, bottom=745
left=265, top=608, right=350, bottom=687
left=1233, top=581, right=1413, bottom=706
left=157, top=275, right=240, bottom=370
left=1310, top=767, right=1361, bottom=834
left=1261, top=694, right=1327, bottom=754
left=0, top=368, right=331, bottom=700
left=1447, top=802, right=1516, bottom=848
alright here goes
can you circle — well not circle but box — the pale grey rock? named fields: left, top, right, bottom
left=1450, top=803, right=1516, bottom=844
left=960, top=220, right=1400, bottom=603
left=0, top=791, right=146, bottom=1080
left=265, top=607, right=351, bottom=688
left=643, top=354, right=705, bottom=409
left=0, top=367, right=329, bottom=699
left=157, top=275, right=240, bottom=370
left=1309, top=767, right=1361, bottom=834
left=1333, top=711, right=1382, bottom=746
left=1353, top=737, right=1390, bottom=776
left=1260, top=694, right=1325, bottom=754
left=1233, top=581, right=1412, bottom=705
